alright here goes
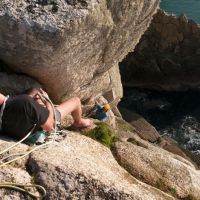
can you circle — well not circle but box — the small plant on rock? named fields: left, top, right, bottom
left=82, top=122, right=119, bottom=148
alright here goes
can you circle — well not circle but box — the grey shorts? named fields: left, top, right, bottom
left=55, top=108, right=61, bottom=125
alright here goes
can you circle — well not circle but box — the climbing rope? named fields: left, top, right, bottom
left=0, top=91, right=58, bottom=199
left=0, top=182, right=46, bottom=199
left=0, top=125, right=36, bottom=156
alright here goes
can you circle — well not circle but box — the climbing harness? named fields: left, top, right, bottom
left=0, top=92, right=60, bottom=199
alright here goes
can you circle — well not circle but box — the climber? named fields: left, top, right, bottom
left=0, top=88, right=93, bottom=140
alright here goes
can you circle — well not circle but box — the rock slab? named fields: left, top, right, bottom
left=113, top=136, right=200, bottom=199
left=28, top=132, right=174, bottom=200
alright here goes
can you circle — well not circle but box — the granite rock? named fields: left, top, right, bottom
left=120, top=9, right=200, bottom=91
left=113, top=136, right=200, bottom=199
left=0, top=72, right=40, bottom=95
left=0, top=0, right=159, bottom=102
left=0, top=167, right=34, bottom=200
left=0, top=136, right=29, bottom=168
left=28, top=132, right=174, bottom=200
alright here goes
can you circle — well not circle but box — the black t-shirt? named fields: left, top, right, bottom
left=1, top=95, right=49, bottom=140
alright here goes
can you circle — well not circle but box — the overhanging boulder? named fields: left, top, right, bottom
left=0, top=0, right=159, bottom=102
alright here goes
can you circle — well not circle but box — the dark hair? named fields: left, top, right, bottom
left=24, top=87, right=40, bottom=95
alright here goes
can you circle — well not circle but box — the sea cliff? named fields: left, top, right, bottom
left=0, top=1, right=200, bottom=199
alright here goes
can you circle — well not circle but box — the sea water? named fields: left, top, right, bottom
left=120, top=89, right=200, bottom=156
left=160, top=0, right=200, bottom=23
left=120, top=1, right=200, bottom=156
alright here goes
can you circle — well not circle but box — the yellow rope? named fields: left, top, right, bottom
left=0, top=182, right=46, bottom=199
left=0, top=92, right=58, bottom=199
left=0, top=125, right=36, bottom=156
left=0, top=140, right=53, bottom=168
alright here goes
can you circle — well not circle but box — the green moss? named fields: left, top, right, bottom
left=82, top=122, right=120, bottom=148
left=168, top=187, right=178, bottom=198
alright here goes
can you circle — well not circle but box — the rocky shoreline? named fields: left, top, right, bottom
left=120, top=9, right=200, bottom=91
left=0, top=1, right=200, bottom=199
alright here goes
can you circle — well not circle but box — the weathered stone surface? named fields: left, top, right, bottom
left=157, top=135, right=200, bottom=168
left=0, top=0, right=159, bottom=102
left=0, top=167, right=33, bottom=200
left=116, top=110, right=198, bottom=167
left=28, top=132, right=174, bottom=200
left=119, top=107, right=160, bottom=143
left=113, top=136, right=200, bottom=199
left=0, top=136, right=29, bottom=168
left=0, top=72, right=40, bottom=95
left=120, top=9, right=200, bottom=91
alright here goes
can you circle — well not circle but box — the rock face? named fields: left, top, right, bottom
left=0, top=72, right=40, bottom=95
left=0, top=136, right=34, bottom=199
left=118, top=107, right=200, bottom=167
left=0, top=0, right=159, bottom=102
left=120, top=9, right=200, bottom=91
left=119, top=107, right=160, bottom=143
left=0, top=125, right=199, bottom=199
left=0, top=167, right=33, bottom=200
left=28, top=132, right=173, bottom=200
left=0, top=135, right=29, bottom=168
left=113, top=135, right=200, bottom=199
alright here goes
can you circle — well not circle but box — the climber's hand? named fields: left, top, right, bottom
left=39, top=88, right=49, bottom=99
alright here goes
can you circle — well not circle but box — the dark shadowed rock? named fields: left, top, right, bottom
left=120, top=9, right=200, bottom=91
left=0, top=72, right=40, bottom=95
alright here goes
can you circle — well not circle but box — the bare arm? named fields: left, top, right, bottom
left=0, top=93, right=5, bottom=105
left=35, top=90, right=55, bottom=132
left=41, top=100, right=54, bottom=131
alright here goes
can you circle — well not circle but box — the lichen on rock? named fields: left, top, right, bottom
left=0, top=0, right=159, bottom=103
